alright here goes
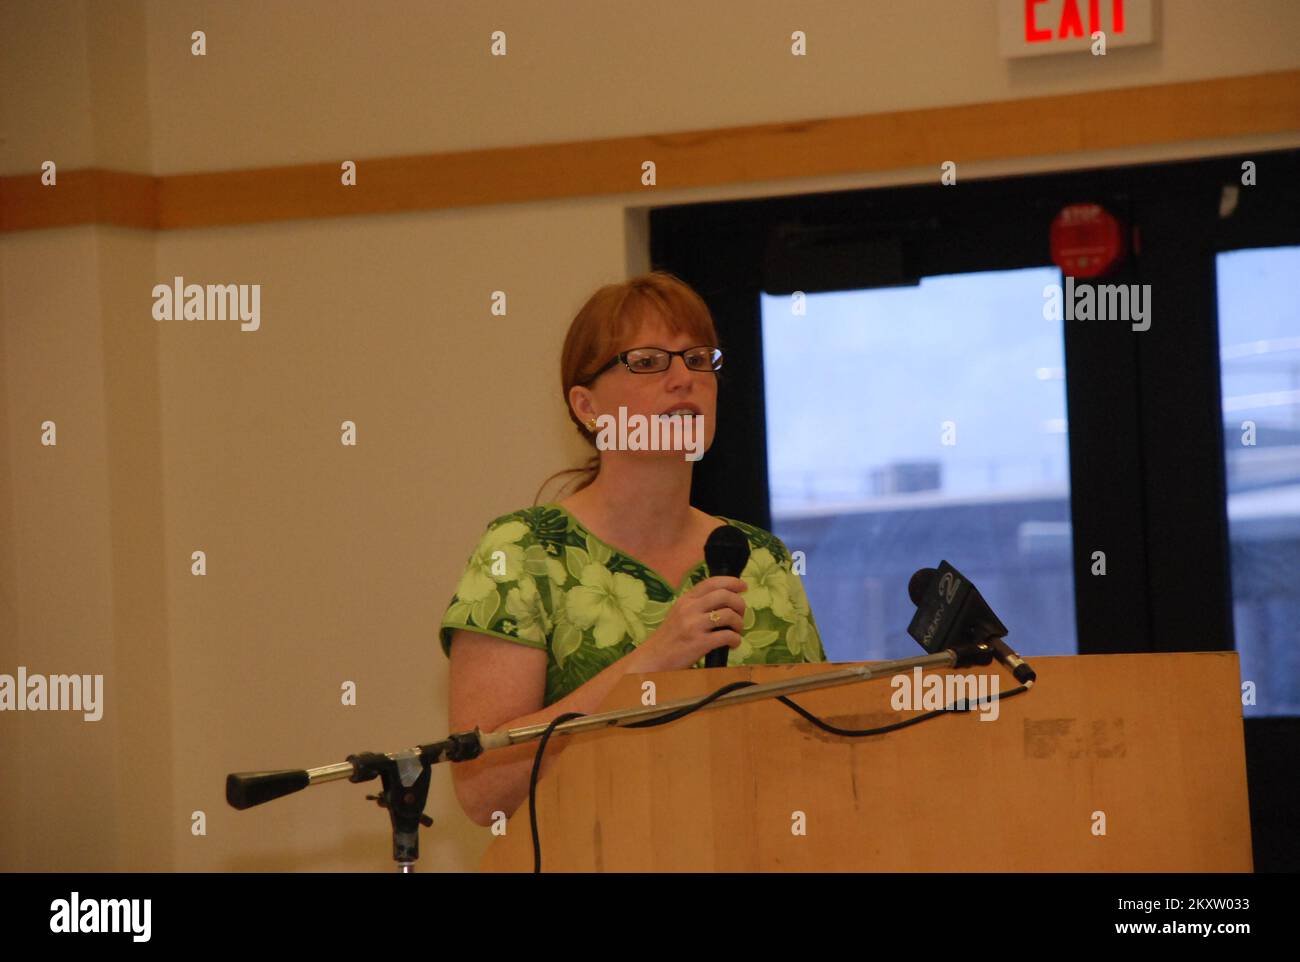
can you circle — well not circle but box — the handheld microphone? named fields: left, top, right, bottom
left=906, top=562, right=1036, bottom=685
left=703, top=524, right=750, bottom=668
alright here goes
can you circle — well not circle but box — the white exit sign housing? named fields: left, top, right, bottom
left=999, top=0, right=1156, bottom=57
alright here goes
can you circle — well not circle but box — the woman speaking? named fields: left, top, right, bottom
left=439, top=271, right=827, bottom=826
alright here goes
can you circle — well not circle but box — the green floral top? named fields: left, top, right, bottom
left=438, top=503, right=827, bottom=706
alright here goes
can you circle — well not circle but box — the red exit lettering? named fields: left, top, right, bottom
left=1025, top=0, right=1126, bottom=43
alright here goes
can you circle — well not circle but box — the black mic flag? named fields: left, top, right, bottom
left=907, top=561, right=1035, bottom=684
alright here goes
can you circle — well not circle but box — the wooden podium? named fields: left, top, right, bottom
left=479, top=653, right=1252, bottom=871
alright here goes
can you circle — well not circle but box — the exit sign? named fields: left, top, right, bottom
left=999, top=0, right=1156, bottom=57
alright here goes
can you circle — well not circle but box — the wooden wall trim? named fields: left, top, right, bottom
left=3, top=70, right=1298, bottom=233
left=2, top=169, right=159, bottom=231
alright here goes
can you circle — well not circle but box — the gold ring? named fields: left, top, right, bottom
left=709, top=609, right=721, bottom=624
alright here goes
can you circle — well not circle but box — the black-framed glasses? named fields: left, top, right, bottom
left=585, top=345, right=724, bottom=382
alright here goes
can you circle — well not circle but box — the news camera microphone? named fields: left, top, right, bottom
left=703, top=524, right=751, bottom=668
left=906, top=562, right=1036, bottom=685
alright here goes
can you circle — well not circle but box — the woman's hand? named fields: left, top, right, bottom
left=634, top=576, right=748, bottom=672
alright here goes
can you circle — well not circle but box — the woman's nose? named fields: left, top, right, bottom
left=663, top=353, right=693, bottom=384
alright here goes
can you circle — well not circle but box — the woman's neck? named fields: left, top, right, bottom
left=561, top=456, right=698, bottom=554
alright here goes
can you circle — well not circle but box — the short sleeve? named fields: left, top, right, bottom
left=438, top=511, right=555, bottom=658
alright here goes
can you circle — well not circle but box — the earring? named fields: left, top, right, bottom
left=586, top=418, right=597, bottom=431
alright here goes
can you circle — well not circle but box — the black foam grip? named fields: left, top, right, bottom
left=226, top=769, right=311, bottom=810
left=703, top=525, right=751, bottom=668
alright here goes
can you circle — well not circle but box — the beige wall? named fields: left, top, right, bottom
left=2, top=0, right=1299, bottom=872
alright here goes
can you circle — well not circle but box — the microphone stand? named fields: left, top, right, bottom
left=226, top=641, right=1003, bottom=871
